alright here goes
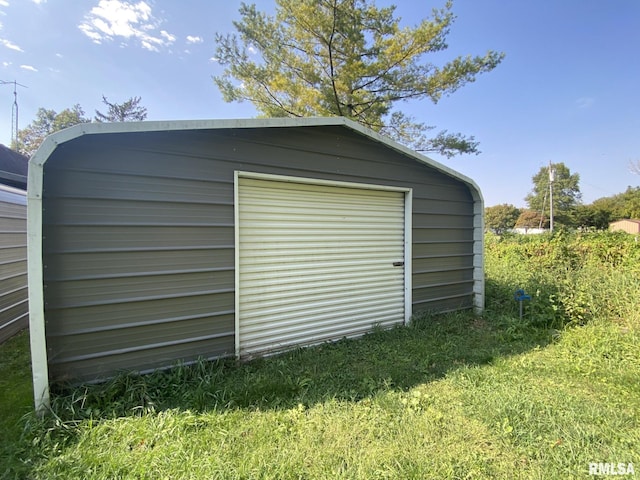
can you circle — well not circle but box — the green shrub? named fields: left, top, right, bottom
left=485, top=231, right=640, bottom=327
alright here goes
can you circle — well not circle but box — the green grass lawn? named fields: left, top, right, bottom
left=0, top=329, right=33, bottom=476
left=1, top=310, right=638, bottom=479
left=2, top=232, right=639, bottom=479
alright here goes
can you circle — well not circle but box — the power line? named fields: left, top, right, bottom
left=1, top=80, right=28, bottom=145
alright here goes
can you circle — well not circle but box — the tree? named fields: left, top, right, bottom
left=12, top=105, right=90, bottom=157
left=570, top=204, right=612, bottom=230
left=213, top=0, right=504, bottom=158
left=95, top=95, right=148, bottom=122
left=525, top=163, right=581, bottom=226
left=13, top=97, right=149, bottom=157
left=591, top=195, right=622, bottom=220
left=515, top=209, right=546, bottom=231
left=485, top=203, right=520, bottom=234
left=620, top=186, right=640, bottom=219
left=586, top=186, right=640, bottom=225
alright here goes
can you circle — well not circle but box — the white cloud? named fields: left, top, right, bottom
left=0, top=38, right=23, bottom=51
left=160, top=30, right=175, bottom=42
left=186, top=35, right=203, bottom=44
left=140, top=39, right=159, bottom=52
left=78, top=24, right=104, bottom=43
left=32, top=0, right=46, bottom=4
left=2, top=61, right=11, bottom=67
left=55, top=52, right=63, bottom=58
left=247, top=45, right=257, bottom=54
left=209, top=56, right=219, bottom=63
left=0, top=0, right=9, bottom=7
left=20, top=64, right=38, bottom=72
left=78, top=0, right=176, bottom=51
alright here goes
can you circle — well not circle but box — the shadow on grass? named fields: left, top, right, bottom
left=47, top=304, right=554, bottom=421
left=2, top=292, right=557, bottom=478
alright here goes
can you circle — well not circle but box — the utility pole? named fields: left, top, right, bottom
left=549, top=162, right=556, bottom=233
left=1, top=80, right=28, bottom=145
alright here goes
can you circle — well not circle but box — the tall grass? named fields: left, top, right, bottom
left=1, top=231, right=639, bottom=479
left=485, top=230, right=640, bottom=327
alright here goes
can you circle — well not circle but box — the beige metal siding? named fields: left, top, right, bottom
left=0, top=186, right=28, bottom=343
left=609, top=220, right=640, bottom=234
left=237, top=176, right=406, bottom=356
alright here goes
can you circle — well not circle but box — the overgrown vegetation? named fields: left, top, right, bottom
left=1, top=231, right=639, bottom=479
left=486, top=230, right=640, bottom=328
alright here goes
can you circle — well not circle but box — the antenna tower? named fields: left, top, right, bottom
left=1, top=80, right=28, bottom=145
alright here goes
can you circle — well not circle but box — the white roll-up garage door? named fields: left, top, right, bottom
left=236, top=173, right=409, bottom=357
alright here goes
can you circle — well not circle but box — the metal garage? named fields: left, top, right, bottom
left=28, top=117, right=484, bottom=411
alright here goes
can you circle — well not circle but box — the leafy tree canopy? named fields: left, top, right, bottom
left=591, top=186, right=640, bottom=221
left=485, top=203, right=520, bottom=234
left=515, top=209, right=546, bottom=230
left=12, top=96, right=148, bottom=157
left=13, top=104, right=90, bottom=157
left=95, top=95, right=148, bottom=122
left=525, top=163, right=581, bottom=226
left=213, top=0, right=504, bottom=158
left=570, top=204, right=612, bottom=230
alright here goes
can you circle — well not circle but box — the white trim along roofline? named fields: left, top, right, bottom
left=27, top=116, right=484, bottom=413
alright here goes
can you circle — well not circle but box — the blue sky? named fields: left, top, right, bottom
left=1, top=0, right=639, bottom=207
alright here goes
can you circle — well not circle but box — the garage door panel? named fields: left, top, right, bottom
left=240, top=259, right=403, bottom=276
left=241, top=307, right=404, bottom=348
left=241, top=274, right=401, bottom=297
left=241, top=202, right=404, bottom=215
left=239, top=235, right=401, bottom=246
left=240, top=244, right=402, bottom=258
left=240, top=286, right=403, bottom=318
left=237, top=175, right=407, bottom=356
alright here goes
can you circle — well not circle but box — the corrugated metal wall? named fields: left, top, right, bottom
left=41, top=125, right=476, bottom=383
left=610, top=220, right=640, bottom=234
left=0, top=185, right=28, bottom=343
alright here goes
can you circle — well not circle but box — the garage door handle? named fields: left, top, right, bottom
left=392, top=261, right=404, bottom=267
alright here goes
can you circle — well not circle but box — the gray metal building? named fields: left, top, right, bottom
left=29, top=117, right=484, bottom=410
left=0, top=184, right=28, bottom=343
left=0, top=144, right=28, bottom=190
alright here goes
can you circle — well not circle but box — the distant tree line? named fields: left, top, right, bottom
left=11, top=96, right=147, bottom=157
left=486, top=162, right=640, bottom=233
